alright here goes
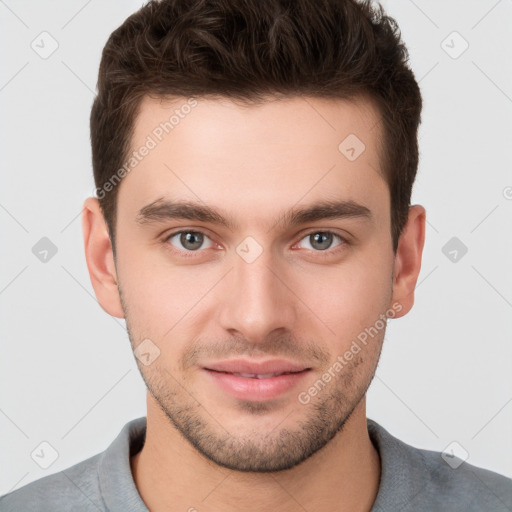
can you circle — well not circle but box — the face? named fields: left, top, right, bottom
left=109, top=95, right=401, bottom=472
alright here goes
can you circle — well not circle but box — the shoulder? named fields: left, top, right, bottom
left=0, top=417, right=147, bottom=512
left=414, top=445, right=512, bottom=511
left=0, top=453, right=105, bottom=512
left=368, top=419, right=512, bottom=511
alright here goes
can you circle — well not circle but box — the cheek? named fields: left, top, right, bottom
left=299, top=247, right=393, bottom=345
left=116, top=242, right=209, bottom=341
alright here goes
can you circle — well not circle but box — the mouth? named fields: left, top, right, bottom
left=203, top=358, right=311, bottom=375
left=207, top=369, right=307, bottom=379
left=203, top=369, right=311, bottom=401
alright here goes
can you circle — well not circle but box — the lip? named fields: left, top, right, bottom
left=203, top=369, right=311, bottom=401
left=202, top=358, right=311, bottom=402
left=203, top=358, right=310, bottom=375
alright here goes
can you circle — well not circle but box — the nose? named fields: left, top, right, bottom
left=218, top=246, right=298, bottom=344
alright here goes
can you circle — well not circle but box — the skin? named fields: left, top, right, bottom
left=82, top=95, right=425, bottom=512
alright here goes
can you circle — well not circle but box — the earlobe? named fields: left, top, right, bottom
left=81, top=197, right=125, bottom=318
left=390, top=205, right=426, bottom=318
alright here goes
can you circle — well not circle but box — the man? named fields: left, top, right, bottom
left=2, top=0, right=511, bottom=510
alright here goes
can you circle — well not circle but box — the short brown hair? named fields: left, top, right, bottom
left=90, top=0, right=422, bottom=254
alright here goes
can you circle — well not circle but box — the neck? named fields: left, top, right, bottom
left=131, top=394, right=380, bottom=512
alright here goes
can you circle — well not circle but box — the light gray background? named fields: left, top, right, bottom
left=1, top=0, right=511, bottom=496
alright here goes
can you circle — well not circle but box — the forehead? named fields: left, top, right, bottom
left=132, top=93, right=383, bottom=155
left=118, top=94, right=388, bottom=225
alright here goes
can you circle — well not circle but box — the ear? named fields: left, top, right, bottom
left=390, top=205, right=426, bottom=318
left=82, top=197, right=124, bottom=318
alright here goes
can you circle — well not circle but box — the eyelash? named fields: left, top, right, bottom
left=162, top=229, right=349, bottom=258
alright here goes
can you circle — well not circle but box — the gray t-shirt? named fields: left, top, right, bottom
left=1, top=416, right=511, bottom=511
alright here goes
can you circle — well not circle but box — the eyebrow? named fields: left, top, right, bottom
left=135, top=197, right=372, bottom=231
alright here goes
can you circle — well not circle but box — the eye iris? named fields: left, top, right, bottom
left=180, top=232, right=203, bottom=250
left=310, top=232, right=333, bottom=251
left=175, top=232, right=337, bottom=252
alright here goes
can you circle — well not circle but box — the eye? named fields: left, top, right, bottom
left=296, top=231, right=346, bottom=252
left=165, top=230, right=214, bottom=252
